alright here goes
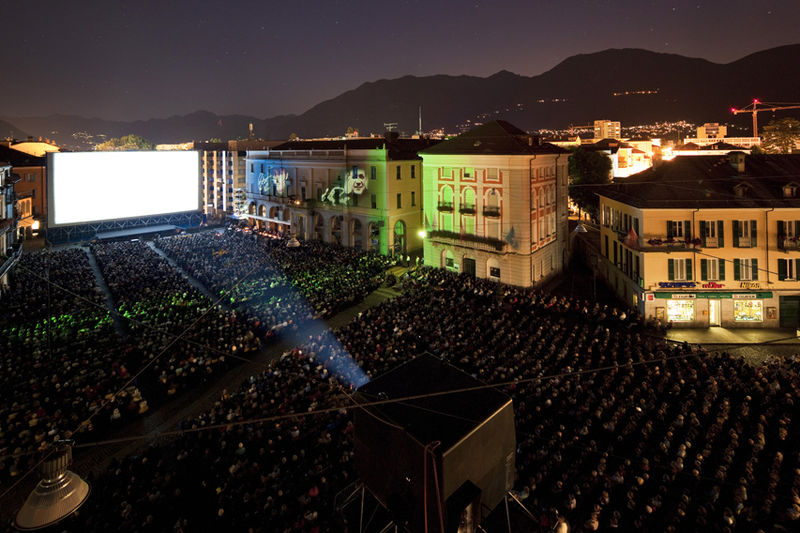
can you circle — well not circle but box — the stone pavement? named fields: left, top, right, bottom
left=666, top=327, right=800, bottom=345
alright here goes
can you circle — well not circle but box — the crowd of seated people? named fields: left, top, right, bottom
left=155, top=230, right=390, bottom=326
left=90, top=240, right=261, bottom=399
left=49, top=266, right=800, bottom=532
left=0, top=249, right=146, bottom=487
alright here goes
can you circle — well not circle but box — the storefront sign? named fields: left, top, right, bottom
left=672, top=294, right=696, bottom=299
left=658, top=282, right=696, bottom=288
left=701, top=282, right=724, bottom=289
left=732, top=294, right=757, bottom=299
left=653, top=292, right=773, bottom=299
left=739, top=282, right=761, bottom=290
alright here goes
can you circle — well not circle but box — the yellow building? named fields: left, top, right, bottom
left=597, top=152, right=800, bottom=328
left=420, top=121, right=569, bottom=286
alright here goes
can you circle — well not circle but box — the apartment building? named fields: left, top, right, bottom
left=596, top=152, right=800, bottom=328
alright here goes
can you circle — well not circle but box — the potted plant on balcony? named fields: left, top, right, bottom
left=647, top=238, right=663, bottom=246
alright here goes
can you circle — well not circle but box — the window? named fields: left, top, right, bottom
left=411, top=166, right=416, bottom=179
left=411, top=191, right=416, bottom=206
left=463, top=168, right=472, bottom=179
left=300, top=186, right=306, bottom=199
left=604, top=235, right=609, bottom=258
left=783, top=184, right=799, bottom=198
left=667, top=258, right=692, bottom=281
left=396, top=166, right=401, bottom=180
left=778, top=258, right=800, bottom=280
left=250, top=163, right=253, bottom=172
left=490, top=267, right=501, bottom=278
left=370, top=194, right=377, bottom=209
left=733, top=220, right=757, bottom=247
left=486, top=168, right=498, bottom=180
left=700, top=258, right=725, bottom=281
left=733, top=258, right=758, bottom=281
left=700, top=220, right=724, bottom=247
left=396, top=193, right=402, bottom=209
left=442, top=167, right=454, bottom=179
left=370, top=166, right=376, bottom=180
left=667, top=300, right=695, bottom=322
left=667, top=220, right=690, bottom=239
left=734, top=300, right=763, bottom=322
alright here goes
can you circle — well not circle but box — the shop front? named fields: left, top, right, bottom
left=644, top=281, right=777, bottom=328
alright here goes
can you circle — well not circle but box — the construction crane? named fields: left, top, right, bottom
left=731, top=99, right=800, bottom=137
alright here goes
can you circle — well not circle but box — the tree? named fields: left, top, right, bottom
left=761, top=118, right=800, bottom=154
left=94, top=134, right=154, bottom=151
left=568, top=148, right=612, bottom=219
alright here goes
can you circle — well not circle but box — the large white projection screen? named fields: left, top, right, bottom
left=48, top=151, right=200, bottom=226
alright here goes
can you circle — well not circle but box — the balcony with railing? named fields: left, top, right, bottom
left=459, top=203, right=476, bottom=215
left=437, top=201, right=454, bottom=212
left=482, top=206, right=501, bottom=217
left=779, top=236, right=800, bottom=251
left=642, top=236, right=702, bottom=252
left=429, top=229, right=506, bottom=252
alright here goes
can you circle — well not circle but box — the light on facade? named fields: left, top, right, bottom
left=417, top=230, right=427, bottom=239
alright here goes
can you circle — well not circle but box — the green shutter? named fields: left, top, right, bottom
left=718, top=220, right=724, bottom=247
left=668, top=259, right=675, bottom=280
left=666, top=220, right=673, bottom=238
left=700, top=221, right=707, bottom=246
left=779, top=220, right=786, bottom=238
left=686, top=259, right=693, bottom=280
left=733, top=220, right=740, bottom=247
left=751, top=220, right=757, bottom=247
left=701, top=259, right=708, bottom=280
left=719, top=259, right=725, bottom=280
left=752, top=258, right=758, bottom=280
left=734, top=259, right=740, bottom=280
left=684, top=220, right=692, bottom=239
left=779, top=259, right=787, bottom=281
left=795, top=221, right=800, bottom=237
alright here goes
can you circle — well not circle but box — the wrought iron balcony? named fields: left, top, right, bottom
left=459, top=204, right=476, bottom=215
left=437, top=201, right=454, bottom=212
left=482, top=206, right=501, bottom=217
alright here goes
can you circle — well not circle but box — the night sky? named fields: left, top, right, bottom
left=2, top=0, right=798, bottom=122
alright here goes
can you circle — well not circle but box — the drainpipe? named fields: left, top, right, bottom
left=765, top=207, right=774, bottom=284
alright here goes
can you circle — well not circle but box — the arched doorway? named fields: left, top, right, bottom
left=248, top=203, right=257, bottom=227
left=313, top=213, right=324, bottom=240
left=393, top=220, right=406, bottom=258
left=257, top=204, right=267, bottom=230
left=268, top=206, right=280, bottom=232
left=441, top=249, right=455, bottom=270
left=281, top=208, right=291, bottom=235
left=368, top=222, right=381, bottom=251
left=352, top=219, right=363, bottom=250
left=330, top=215, right=343, bottom=245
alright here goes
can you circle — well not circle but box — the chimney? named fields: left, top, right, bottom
left=728, top=151, right=746, bottom=174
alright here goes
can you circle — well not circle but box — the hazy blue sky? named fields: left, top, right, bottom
left=2, top=0, right=798, bottom=120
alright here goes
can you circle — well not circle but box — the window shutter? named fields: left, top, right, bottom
left=779, top=220, right=786, bottom=237
left=668, top=259, right=675, bottom=280
left=779, top=259, right=787, bottom=281
left=701, top=259, right=708, bottom=280
left=719, top=259, right=725, bottom=280
left=666, top=220, right=673, bottom=238
left=686, top=259, right=693, bottom=280
left=633, top=217, right=639, bottom=236
left=795, top=221, right=800, bottom=237
left=752, top=258, right=758, bottom=280
left=684, top=220, right=692, bottom=239
left=700, top=221, right=707, bottom=246
left=733, top=220, right=740, bottom=247
left=751, top=220, right=757, bottom=247
left=718, top=220, right=724, bottom=247
left=734, top=259, right=741, bottom=280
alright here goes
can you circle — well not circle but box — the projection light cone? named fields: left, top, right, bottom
left=15, top=446, right=90, bottom=530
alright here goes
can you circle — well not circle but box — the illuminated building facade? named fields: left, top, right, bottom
left=245, top=135, right=438, bottom=256
left=0, top=162, right=20, bottom=288
left=593, top=120, right=621, bottom=141
left=0, top=145, right=45, bottom=240
left=597, top=152, right=800, bottom=328
left=420, top=121, right=569, bottom=286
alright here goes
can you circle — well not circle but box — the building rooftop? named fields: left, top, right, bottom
left=356, top=353, right=511, bottom=451
left=0, top=146, right=45, bottom=167
left=420, top=120, right=569, bottom=156
left=599, top=154, right=800, bottom=208
left=268, top=136, right=441, bottom=160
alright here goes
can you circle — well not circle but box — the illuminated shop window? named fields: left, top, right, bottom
left=667, top=300, right=695, bottom=322
left=734, top=300, right=763, bottom=322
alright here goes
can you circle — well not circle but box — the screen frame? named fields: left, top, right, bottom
left=47, top=150, right=202, bottom=228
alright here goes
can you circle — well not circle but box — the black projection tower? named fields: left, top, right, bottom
left=354, top=354, right=516, bottom=533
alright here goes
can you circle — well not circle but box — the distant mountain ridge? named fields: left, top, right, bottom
left=4, top=44, right=800, bottom=147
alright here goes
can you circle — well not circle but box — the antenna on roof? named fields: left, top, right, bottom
left=384, top=122, right=398, bottom=132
